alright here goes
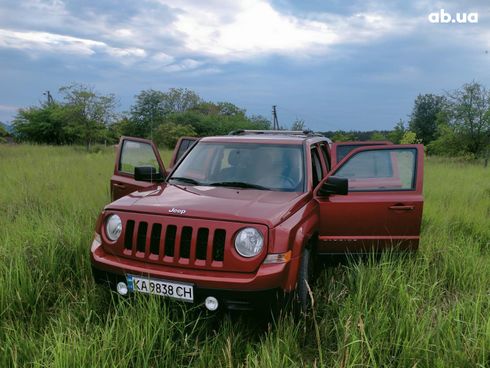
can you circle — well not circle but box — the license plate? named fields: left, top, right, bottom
left=127, top=275, right=194, bottom=302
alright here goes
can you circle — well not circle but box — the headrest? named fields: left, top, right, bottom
left=228, top=150, right=241, bottom=166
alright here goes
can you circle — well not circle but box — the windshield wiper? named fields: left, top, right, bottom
left=208, top=181, right=270, bottom=190
left=169, top=176, right=202, bottom=185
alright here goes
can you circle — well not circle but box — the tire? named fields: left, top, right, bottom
left=296, top=247, right=315, bottom=314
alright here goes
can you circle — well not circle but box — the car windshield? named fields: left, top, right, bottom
left=169, top=142, right=305, bottom=192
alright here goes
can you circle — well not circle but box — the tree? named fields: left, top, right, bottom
left=59, top=84, right=117, bottom=150
left=129, top=90, right=168, bottom=137
left=0, top=124, right=7, bottom=137
left=400, top=131, right=419, bottom=144
left=248, top=115, right=271, bottom=129
left=291, top=119, right=305, bottom=131
left=13, top=102, right=76, bottom=145
left=109, top=117, right=139, bottom=137
left=190, top=102, right=221, bottom=116
left=130, top=88, right=203, bottom=137
left=409, top=94, right=447, bottom=144
left=388, top=120, right=406, bottom=144
left=216, top=102, right=245, bottom=117
left=0, top=123, right=8, bottom=143
left=153, top=122, right=197, bottom=148
left=446, top=82, right=490, bottom=155
left=370, top=132, right=386, bottom=141
left=162, top=88, right=202, bottom=113
left=331, top=131, right=356, bottom=142
left=427, top=112, right=461, bottom=156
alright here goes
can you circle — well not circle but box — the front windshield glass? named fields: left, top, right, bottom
left=169, top=142, right=305, bottom=192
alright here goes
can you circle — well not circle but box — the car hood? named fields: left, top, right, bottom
left=106, top=183, right=310, bottom=227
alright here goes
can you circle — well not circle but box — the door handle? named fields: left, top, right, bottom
left=389, top=205, right=414, bottom=211
left=113, top=183, right=126, bottom=189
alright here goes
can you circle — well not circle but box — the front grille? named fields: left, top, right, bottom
left=109, top=213, right=268, bottom=272
left=122, top=220, right=227, bottom=267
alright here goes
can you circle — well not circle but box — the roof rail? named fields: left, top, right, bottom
left=228, top=129, right=324, bottom=137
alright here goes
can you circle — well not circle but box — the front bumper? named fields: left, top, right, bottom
left=92, top=266, right=285, bottom=310
left=91, top=238, right=291, bottom=308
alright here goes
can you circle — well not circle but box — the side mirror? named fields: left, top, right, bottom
left=134, top=166, right=164, bottom=182
left=318, top=176, right=348, bottom=196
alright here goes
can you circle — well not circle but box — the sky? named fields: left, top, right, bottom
left=0, top=0, right=489, bottom=131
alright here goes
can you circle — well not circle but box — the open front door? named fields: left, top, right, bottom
left=315, top=144, right=424, bottom=253
left=111, top=136, right=165, bottom=201
left=169, top=136, right=199, bottom=168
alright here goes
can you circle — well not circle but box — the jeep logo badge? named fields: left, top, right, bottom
left=169, top=208, right=186, bottom=215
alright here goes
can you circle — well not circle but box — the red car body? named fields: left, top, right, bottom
left=91, top=132, right=424, bottom=310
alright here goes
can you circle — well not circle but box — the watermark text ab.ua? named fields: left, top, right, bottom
left=428, top=9, right=478, bottom=24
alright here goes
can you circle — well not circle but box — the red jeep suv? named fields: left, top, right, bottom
left=90, top=131, right=424, bottom=311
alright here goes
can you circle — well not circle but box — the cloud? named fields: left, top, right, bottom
left=0, top=29, right=146, bottom=61
left=162, top=58, right=202, bottom=72
left=0, top=104, right=18, bottom=112
left=1, top=0, right=487, bottom=74
left=0, top=0, right=423, bottom=68
left=151, top=52, right=175, bottom=64
left=161, top=0, right=413, bottom=60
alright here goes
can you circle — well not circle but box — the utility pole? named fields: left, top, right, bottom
left=43, top=90, right=54, bottom=105
left=272, top=105, right=280, bottom=130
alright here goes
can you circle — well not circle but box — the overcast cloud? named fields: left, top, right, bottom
left=1, top=0, right=489, bottom=130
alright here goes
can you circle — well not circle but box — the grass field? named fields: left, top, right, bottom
left=0, top=144, right=489, bottom=367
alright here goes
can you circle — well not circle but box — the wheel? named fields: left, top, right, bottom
left=296, top=247, right=315, bottom=314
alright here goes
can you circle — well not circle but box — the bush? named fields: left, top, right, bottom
left=153, top=123, right=197, bottom=149
left=400, top=131, right=419, bottom=144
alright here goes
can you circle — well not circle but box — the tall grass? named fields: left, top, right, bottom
left=0, top=146, right=489, bottom=367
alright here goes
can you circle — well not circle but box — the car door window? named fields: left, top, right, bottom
left=175, top=138, right=198, bottom=163
left=311, top=147, right=323, bottom=188
left=319, top=143, right=330, bottom=172
left=335, top=148, right=416, bottom=191
left=119, top=140, right=162, bottom=175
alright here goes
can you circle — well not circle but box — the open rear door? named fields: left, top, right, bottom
left=331, top=141, right=392, bottom=167
left=315, top=144, right=424, bottom=253
left=168, top=136, right=199, bottom=168
left=111, top=136, right=165, bottom=201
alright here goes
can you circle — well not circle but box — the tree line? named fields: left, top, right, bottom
left=323, top=81, right=490, bottom=158
left=11, top=84, right=270, bottom=149
left=8, top=81, right=490, bottom=157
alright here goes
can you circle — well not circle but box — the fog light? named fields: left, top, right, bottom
left=116, top=282, right=128, bottom=296
left=205, top=296, right=219, bottom=311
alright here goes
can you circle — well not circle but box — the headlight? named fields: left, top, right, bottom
left=234, top=227, right=264, bottom=257
left=105, top=214, right=122, bottom=242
